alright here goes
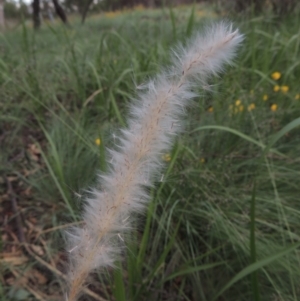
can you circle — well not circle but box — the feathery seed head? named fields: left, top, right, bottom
left=66, top=22, right=243, bottom=301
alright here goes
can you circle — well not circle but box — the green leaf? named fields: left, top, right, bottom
left=169, top=7, right=177, bottom=40
left=163, top=262, right=225, bottom=283
left=192, top=125, right=283, bottom=156
left=249, top=180, right=260, bottom=301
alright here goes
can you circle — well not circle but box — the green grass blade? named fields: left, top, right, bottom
left=37, top=143, right=76, bottom=220
left=136, top=193, right=155, bottom=274
left=113, top=262, right=126, bottom=301
left=148, top=221, right=180, bottom=281
left=264, top=117, right=300, bottom=156
left=186, top=5, right=195, bottom=38
left=249, top=180, right=260, bottom=301
left=134, top=221, right=181, bottom=299
left=169, top=7, right=177, bottom=40
left=192, top=125, right=283, bottom=156
left=109, top=90, right=125, bottom=126
left=155, top=141, right=181, bottom=200
left=112, top=68, right=133, bottom=88
left=212, top=242, right=300, bottom=301
left=163, top=262, right=225, bottom=283
left=98, top=131, right=107, bottom=173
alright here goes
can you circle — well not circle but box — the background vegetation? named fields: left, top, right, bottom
left=1, top=2, right=300, bottom=301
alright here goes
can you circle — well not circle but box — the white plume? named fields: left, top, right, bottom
left=66, top=22, right=243, bottom=301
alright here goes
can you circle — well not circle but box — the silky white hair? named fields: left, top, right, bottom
left=66, top=22, right=243, bottom=301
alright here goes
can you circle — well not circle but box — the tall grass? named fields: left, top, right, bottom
left=1, top=4, right=300, bottom=301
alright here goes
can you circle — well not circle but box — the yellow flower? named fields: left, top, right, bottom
left=95, top=138, right=101, bottom=146
left=263, top=94, right=268, bottom=101
left=270, top=104, right=278, bottom=112
left=271, top=72, right=281, bottom=80
left=281, top=85, right=289, bottom=93
left=295, top=94, right=300, bottom=100
left=235, top=99, right=241, bottom=106
left=239, top=105, right=244, bottom=112
left=200, top=157, right=205, bottom=164
left=248, top=103, right=255, bottom=111
left=208, top=106, right=213, bottom=112
left=273, top=85, right=280, bottom=92
left=162, top=153, right=171, bottom=162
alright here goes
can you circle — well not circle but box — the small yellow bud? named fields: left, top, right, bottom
left=248, top=103, right=255, bottom=111
left=208, top=106, right=214, bottom=112
left=295, top=94, right=300, bottom=100
left=239, top=105, right=244, bottom=112
left=235, top=99, right=241, bottom=106
left=270, top=104, right=278, bottom=112
left=273, top=85, right=280, bottom=92
left=281, top=85, right=289, bottom=93
left=271, top=72, right=281, bottom=80
left=95, top=138, right=101, bottom=146
left=263, top=94, right=268, bottom=101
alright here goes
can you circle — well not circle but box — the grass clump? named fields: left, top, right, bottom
left=1, top=4, right=300, bottom=301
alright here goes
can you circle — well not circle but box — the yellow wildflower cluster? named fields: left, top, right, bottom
left=227, top=71, right=298, bottom=117
left=229, top=99, right=244, bottom=114
left=271, top=72, right=290, bottom=93
left=273, top=85, right=289, bottom=93
left=273, top=85, right=280, bottom=92
left=232, top=70, right=300, bottom=115
left=236, top=100, right=244, bottom=112
left=230, top=100, right=258, bottom=114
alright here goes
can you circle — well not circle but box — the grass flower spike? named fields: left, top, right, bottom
left=66, top=22, right=243, bottom=301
